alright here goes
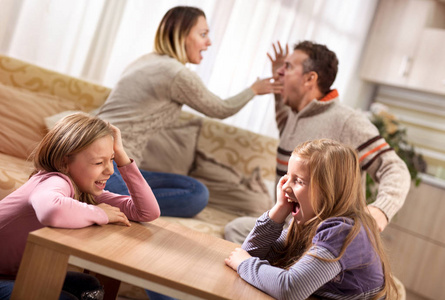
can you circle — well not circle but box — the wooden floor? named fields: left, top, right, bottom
left=406, top=289, right=431, bottom=300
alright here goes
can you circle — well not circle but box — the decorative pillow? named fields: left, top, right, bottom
left=139, top=119, right=203, bottom=175
left=44, top=108, right=100, bottom=130
left=197, top=117, right=278, bottom=181
left=0, top=83, right=84, bottom=159
left=189, top=150, right=274, bottom=217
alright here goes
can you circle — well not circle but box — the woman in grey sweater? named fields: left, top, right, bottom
left=98, top=6, right=277, bottom=220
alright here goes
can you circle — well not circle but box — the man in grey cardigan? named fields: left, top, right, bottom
left=224, top=41, right=411, bottom=243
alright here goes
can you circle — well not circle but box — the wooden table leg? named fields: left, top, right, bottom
left=11, top=241, right=69, bottom=300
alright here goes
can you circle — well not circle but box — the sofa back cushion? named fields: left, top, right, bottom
left=190, top=149, right=274, bottom=217
left=0, top=55, right=111, bottom=111
left=197, top=116, right=278, bottom=181
left=0, top=83, right=84, bottom=159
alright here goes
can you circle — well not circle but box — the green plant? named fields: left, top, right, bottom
left=365, top=103, right=427, bottom=204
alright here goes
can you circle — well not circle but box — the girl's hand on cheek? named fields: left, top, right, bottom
left=276, top=175, right=289, bottom=205
left=97, top=203, right=131, bottom=227
left=225, top=248, right=252, bottom=271
left=109, top=124, right=131, bottom=167
left=269, top=175, right=293, bottom=223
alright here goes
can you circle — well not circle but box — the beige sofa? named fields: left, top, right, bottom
left=0, top=54, right=277, bottom=298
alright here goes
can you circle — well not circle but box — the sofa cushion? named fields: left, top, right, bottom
left=197, top=117, right=278, bottom=181
left=138, top=118, right=203, bottom=175
left=190, top=150, right=273, bottom=217
left=0, top=152, right=33, bottom=199
left=0, top=83, right=84, bottom=159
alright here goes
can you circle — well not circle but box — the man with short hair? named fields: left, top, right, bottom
left=225, top=41, right=410, bottom=243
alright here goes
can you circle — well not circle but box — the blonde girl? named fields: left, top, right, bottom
left=0, top=113, right=160, bottom=300
left=225, top=139, right=396, bottom=300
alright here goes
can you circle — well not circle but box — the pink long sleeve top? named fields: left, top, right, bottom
left=0, top=161, right=160, bottom=276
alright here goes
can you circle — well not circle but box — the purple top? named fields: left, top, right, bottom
left=238, top=212, right=384, bottom=300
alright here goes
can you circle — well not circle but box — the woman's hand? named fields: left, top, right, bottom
left=269, top=175, right=293, bottom=223
left=250, top=77, right=283, bottom=95
left=225, top=248, right=252, bottom=271
left=97, top=203, right=131, bottom=226
left=267, top=41, right=289, bottom=79
left=109, top=124, right=131, bottom=167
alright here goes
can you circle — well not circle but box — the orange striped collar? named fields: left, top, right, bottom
left=319, top=89, right=338, bottom=102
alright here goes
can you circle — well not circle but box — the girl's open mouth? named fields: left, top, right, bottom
left=95, top=180, right=107, bottom=189
left=292, top=201, right=300, bottom=215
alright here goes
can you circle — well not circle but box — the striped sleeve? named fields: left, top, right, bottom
left=342, top=114, right=411, bottom=221
left=237, top=246, right=341, bottom=300
left=276, top=146, right=292, bottom=177
left=242, top=211, right=287, bottom=260
left=356, top=135, right=394, bottom=171
left=275, top=94, right=291, bottom=135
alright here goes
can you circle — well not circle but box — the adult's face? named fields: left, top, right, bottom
left=185, top=16, right=211, bottom=64
left=277, top=50, right=313, bottom=112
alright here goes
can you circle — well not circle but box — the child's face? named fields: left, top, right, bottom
left=66, top=135, right=114, bottom=197
left=282, top=155, right=315, bottom=224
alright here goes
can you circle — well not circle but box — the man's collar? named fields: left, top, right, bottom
left=319, top=89, right=338, bottom=102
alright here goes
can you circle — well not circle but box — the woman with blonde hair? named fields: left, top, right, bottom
left=226, top=139, right=397, bottom=300
left=0, top=113, right=160, bottom=299
left=98, top=6, right=279, bottom=218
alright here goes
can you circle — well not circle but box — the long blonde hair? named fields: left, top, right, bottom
left=274, top=139, right=396, bottom=299
left=30, top=112, right=114, bottom=205
left=154, top=6, right=206, bottom=64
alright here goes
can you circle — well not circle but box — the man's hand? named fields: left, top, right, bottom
left=367, top=205, right=388, bottom=232
left=267, top=41, right=289, bottom=78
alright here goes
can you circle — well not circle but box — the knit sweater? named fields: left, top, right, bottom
left=97, top=53, right=255, bottom=163
left=275, top=90, right=411, bottom=221
left=0, top=161, right=160, bottom=276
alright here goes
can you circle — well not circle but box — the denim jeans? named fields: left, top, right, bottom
left=0, top=271, right=103, bottom=300
left=106, top=162, right=209, bottom=217
left=145, top=289, right=178, bottom=300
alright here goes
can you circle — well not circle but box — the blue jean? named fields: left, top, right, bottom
left=106, top=162, right=208, bottom=217
left=0, top=271, right=103, bottom=300
left=145, top=289, right=177, bottom=300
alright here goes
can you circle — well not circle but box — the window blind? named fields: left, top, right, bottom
left=374, top=85, right=445, bottom=185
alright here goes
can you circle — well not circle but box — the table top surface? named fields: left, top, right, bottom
left=28, top=219, right=273, bottom=300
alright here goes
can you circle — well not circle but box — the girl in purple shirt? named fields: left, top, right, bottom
left=0, top=113, right=160, bottom=300
left=225, top=139, right=397, bottom=300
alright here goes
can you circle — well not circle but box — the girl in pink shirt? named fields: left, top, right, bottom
left=0, top=113, right=160, bottom=300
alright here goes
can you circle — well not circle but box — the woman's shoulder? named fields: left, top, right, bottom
left=124, top=52, right=184, bottom=74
